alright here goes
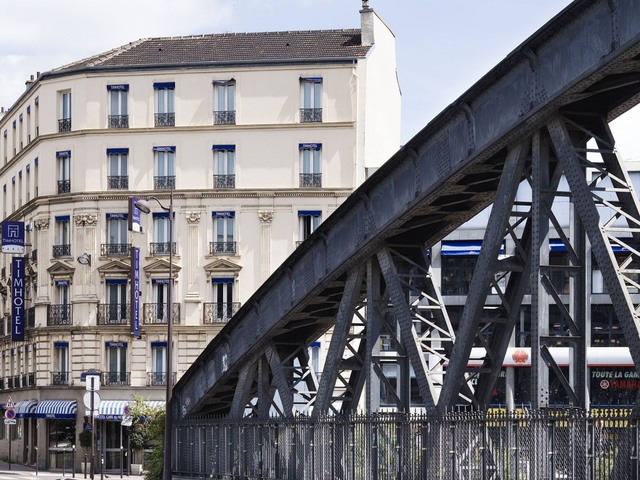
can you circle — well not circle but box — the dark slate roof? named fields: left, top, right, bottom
left=53, top=29, right=368, bottom=72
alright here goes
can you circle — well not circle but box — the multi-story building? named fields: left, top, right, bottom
left=0, top=4, right=400, bottom=472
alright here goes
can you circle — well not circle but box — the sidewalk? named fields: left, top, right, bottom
left=0, top=459, right=145, bottom=480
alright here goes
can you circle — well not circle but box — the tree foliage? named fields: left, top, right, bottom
left=126, top=394, right=165, bottom=480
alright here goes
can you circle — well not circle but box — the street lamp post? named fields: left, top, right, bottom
left=134, top=185, right=174, bottom=480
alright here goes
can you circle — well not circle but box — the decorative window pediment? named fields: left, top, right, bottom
left=97, top=259, right=131, bottom=280
left=143, top=258, right=181, bottom=279
left=203, top=258, right=241, bottom=280
left=47, top=261, right=75, bottom=285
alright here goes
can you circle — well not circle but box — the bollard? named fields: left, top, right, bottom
left=84, top=453, right=88, bottom=479
left=120, top=445, right=123, bottom=478
left=73, top=444, right=76, bottom=478
left=35, top=446, right=38, bottom=476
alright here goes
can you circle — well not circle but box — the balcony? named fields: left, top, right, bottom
left=147, top=372, right=176, bottom=387
left=300, top=108, right=322, bottom=123
left=108, top=114, right=129, bottom=128
left=26, top=307, right=35, bottom=329
left=47, top=304, right=72, bottom=326
left=143, top=303, right=180, bottom=325
left=97, top=303, right=130, bottom=325
left=150, top=242, right=176, bottom=256
left=214, top=110, right=236, bottom=125
left=100, top=243, right=131, bottom=257
left=52, top=244, right=71, bottom=257
left=299, top=173, right=322, bottom=188
left=104, top=372, right=130, bottom=386
left=203, top=302, right=240, bottom=324
left=213, top=174, right=235, bottom=189
left=154, top=175, right=175, bottom=190
left=51, top=371, right=70, bottom=386
left=57, top=179, right=71, bottom=194
left=209, top=242, right=237, bottom=255
left=58, top=118, right=71, bottom=132
left=154, top=112, right=175, bottom=127
left=107, top=175, right=129, bottom=190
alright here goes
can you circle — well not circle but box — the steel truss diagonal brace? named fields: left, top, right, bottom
left=229, top=362, right=258, bottom=418
left=377, top=246, right=436, bottom=409
left=439, top=141, right=529, bottom=411
left=265, top=343, right=295, bottom=416
left=314, top=266, right=366, bottom=415
left=547, top=116, right=640, bottom=376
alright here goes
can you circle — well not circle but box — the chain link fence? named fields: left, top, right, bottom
left=173, top=409, right=639, bottom=479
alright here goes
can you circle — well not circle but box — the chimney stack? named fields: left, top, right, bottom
left=360, top=1, right=374, bottom=47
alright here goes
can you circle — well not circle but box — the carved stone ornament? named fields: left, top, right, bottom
left=258, top=211, right=273, bottom=223
left=34, top=217, right=50, bottom=230
left=75, top=214, right=98, bottom=226
left=186, top=211, right=201, bottom=224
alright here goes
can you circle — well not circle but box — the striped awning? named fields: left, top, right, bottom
left=35, top=400, right=77, bottom=419
left=97, top=400, right=165, bottom=421
left=15, top=400, right=37, bottom=418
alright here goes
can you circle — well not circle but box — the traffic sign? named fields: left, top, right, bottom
left=83, top=391, right=101, bottom=410
left=4, top=408, right=15, bottom=420
left=4, top=419, right=16, bottom=425
left=6, top=396, right=14, bottom=409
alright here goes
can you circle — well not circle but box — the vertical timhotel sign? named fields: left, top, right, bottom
left=11, top=257, right=25, bottom=341
left=130, top=246, right=140, bottom=339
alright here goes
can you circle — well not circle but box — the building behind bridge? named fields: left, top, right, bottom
left=0, top=4, right=400, bottom=473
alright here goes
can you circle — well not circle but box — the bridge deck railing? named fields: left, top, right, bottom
left=173, top=409, right=637, bottom=479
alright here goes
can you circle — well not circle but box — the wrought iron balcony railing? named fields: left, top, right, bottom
left=57, top=179, right=71, bottom=194
left=213, top=174, right=235, bottom=188
left=299, top=173, right=322, bottom=188
left=26, top=373, right=35, bottom=386
left=47, top=304, right=72, bottom=326
left=52, top=244, right=71, bottom=257
left=58, top=118, right=71, bottom=132
left=150, top=242, right=176, bottom=256
left=108, top=115, right=129, bottom=128
left=147, top=372, right=177, bottom=387
left=97, top=303, right=130, bottom=325
left=300, top=108, right=322, bottom=123
left=51, top=371, right=70, bottom=386
left=154, top=112, right=175, bottom=127
left=154, top=175, right=175, bottom=190
left=100, top=243, right=131, bottom=257
left=26, top=307, right=35, bottom=329
left=209, top=242, right=237, bottom=255
left=107, top=176, right=129, bottom=190
left=104, top=372, right=130, bottom=386
left=143, top=303, right=180, bottom=325
left=203, top=302, right=241, bottom=323
left=214, top=110, right=236, bottom=125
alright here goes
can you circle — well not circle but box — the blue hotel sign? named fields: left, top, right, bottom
left=1, top=221, right=24, bottom=254
left=11, top=257, right=25, bottom=341
left=130, top=247, right=140, bottom=338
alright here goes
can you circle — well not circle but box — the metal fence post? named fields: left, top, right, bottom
left=451, top=418, right=456, bottom=480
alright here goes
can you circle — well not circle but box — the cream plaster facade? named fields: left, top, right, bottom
left=0, top=6, right=400, bottom=473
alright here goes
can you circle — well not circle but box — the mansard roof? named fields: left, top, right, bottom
left=52, top=29, right=369, bottom=73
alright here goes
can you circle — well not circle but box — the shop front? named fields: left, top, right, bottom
left=34, top=400, right=77, bottom=470
left=96, top=399, right=164, bottom=473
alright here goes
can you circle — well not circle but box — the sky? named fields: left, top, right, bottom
left=2, top=0, right=638, bottom=156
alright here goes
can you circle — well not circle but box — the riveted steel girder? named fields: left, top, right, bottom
left=172, top=0, right=640, bottom=421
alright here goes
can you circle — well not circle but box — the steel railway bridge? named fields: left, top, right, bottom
left=170, top=0, right=640, bottom=477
